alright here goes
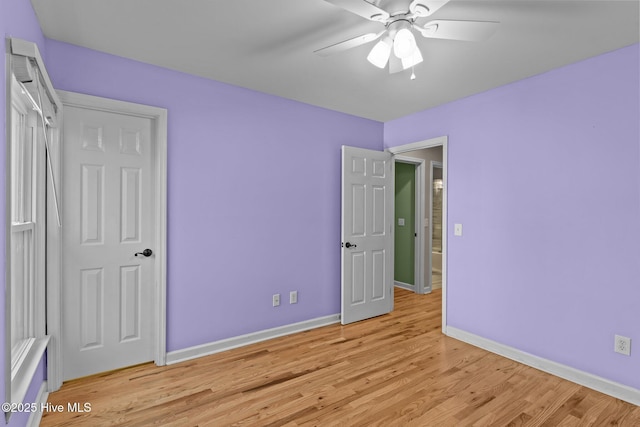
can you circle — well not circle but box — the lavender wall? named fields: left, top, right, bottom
left=385, top=44, right=640, bottom=389
left=3, top=3, right=638, bottom=422
left=44, top=39, right=383, bottom=352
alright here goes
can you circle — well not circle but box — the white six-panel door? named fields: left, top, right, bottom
left=62, top=106, right=155, bottom=380
left=341, top=146, right=394, bottom=324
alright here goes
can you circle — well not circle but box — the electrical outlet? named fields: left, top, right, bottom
left=290, top=291, right=298, bottom=304
left=272, top=294, right=280, bottom=307
left=614, top=335, right=631, bottom=356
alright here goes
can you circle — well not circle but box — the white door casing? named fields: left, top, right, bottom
left=428, top=160, right=443, bottom=295
left=59, top=95, right=166, bottom=381
left=341, top=146, right=394, bottom=324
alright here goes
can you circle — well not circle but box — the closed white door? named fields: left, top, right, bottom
left=341, top=146, right=394, bottom=324
left=62, top=106, right=155, bottom=380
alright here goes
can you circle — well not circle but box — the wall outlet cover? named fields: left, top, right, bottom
left=614, top=335, right=631, bottom=356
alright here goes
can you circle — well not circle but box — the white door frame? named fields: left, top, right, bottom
left=393, top=156, right=426, bottom=294
left=388, top=136, right=448, bottom=333
left=429, top=161, right=443, bottom=294
left=47, top=91, right=168, bottom=391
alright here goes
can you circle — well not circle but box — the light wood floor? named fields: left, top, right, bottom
left=42, top=289, right=639, bottom=426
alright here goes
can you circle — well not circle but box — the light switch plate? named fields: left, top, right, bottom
left=398, top=218, right=405, bottom=226
left=454, top=223, right=463, bottom=236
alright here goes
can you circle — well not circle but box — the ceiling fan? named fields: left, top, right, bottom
left=315, top=0, right=499, bottom=78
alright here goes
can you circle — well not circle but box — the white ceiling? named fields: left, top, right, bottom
left=31, top=0, right=639, bottom=122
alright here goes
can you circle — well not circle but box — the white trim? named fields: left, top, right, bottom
left=429, top=161, right=443, bottom=296
left=46, top=125, right=62, bottom=392
left=447, top=326, right=640, bottom=406
left=47, top=90, right=168, bottom=390
left=9, top=38, right=62, bottom=117
left=10, top=222, right=35, bottom=232
left=387, top=136, right=448, bottom=333
left=394, top=156, right=426, bottom=294
left=4, top=40, right=10, bottom=415
left=10, top=337, right=48, bottom=410
left=5, top=38, right=55, bottom=419
left=387, top=136, right=447, bottom=155
left=394, top=281, right=414, bottom=291
left=166, top=314, right=341, bottom=365
left=26, top=381, right=49, bottom=427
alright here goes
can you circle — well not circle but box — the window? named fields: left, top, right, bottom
left=6, top=71, right=49, bottom=413
left=5, top=40, right=63, bottom=415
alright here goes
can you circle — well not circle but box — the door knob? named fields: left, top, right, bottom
left=344, top=242, right=357, bottom=249
left=135, top=249, right=153, bottom=257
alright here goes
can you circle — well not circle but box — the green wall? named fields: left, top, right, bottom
left=394, top=162, right=415, bottom=285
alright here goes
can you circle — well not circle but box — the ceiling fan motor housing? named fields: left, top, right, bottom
left=387, top=18, right=412, bottom=37
left=380, top=0, right=422, bottom=17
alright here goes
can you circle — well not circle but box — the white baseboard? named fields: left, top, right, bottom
left=27, top=381, right=49, bottom=427
left=166, top=314, right=340, bottom=365
left=446, top=326, right=640, bottom=406
left=394, top=281, right=414, bottom=291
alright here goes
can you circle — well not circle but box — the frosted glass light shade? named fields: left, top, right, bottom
left=367, top=39, right=392, bottom=68
left=393, top=28, right=417, bottom=59
left=401, top=47, right=423, bottom=70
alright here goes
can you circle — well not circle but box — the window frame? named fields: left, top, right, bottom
left=4, top=46, right=53, bottom=421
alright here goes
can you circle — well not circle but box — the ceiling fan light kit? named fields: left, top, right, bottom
left=401, top=47, right=423, bottom=70
left=318, top=0, right=499, bottom=80
left=393, top=27, right=417, bottom=59
left=367, top=38, right=392, bottom=68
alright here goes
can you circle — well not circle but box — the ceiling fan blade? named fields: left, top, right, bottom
left=416, top=20, right=499, bottom=42
left=324, top=0, right=390, bottom=22
left=314, top=31, right=383, bottom=56
left=409, top=0, right=450, bottom=18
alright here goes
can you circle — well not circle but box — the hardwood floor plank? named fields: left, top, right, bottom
left=41, top=289, right=637, bottom=426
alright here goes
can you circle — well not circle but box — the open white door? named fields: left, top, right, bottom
left=341, top=146, right=394, bottom=324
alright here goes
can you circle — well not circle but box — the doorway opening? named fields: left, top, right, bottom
left=393, top=157, right=424, bottom=293
left=393, top=147, right=443, bottom=294
left=389, top=136, right=448, bottom=331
